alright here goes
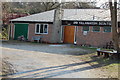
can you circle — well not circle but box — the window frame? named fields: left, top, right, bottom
left=35, top=24, right=40, bottom=34
left=103, top=26, right=112, bottom=32
left=43, top=24, right=49, bottom=34
left=35, top=24, right=48, bottom=34
left=82, top=26, right=90, bottom=32
left=92, top=26, right=100, bottom=32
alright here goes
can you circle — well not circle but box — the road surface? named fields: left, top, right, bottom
left=1, top=42, right=107, bottom=78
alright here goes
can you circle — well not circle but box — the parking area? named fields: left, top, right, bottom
left=1, top=41, right=108, bottom=78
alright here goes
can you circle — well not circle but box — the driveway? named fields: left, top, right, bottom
left=1, top=41, right=106, bottom=78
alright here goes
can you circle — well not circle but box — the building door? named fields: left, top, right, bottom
left=64, top=26, right=75, bottom=44
left=14, top=23, right=28, bottom=40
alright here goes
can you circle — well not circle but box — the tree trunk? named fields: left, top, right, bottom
left=50, top=4, right=63, bottom=43
left=109, top=0, right=120, bottom=53
left=0, top=2, right=2, bottom=27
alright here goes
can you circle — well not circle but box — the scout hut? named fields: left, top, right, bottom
left=10, top=9, right=120, bottom=47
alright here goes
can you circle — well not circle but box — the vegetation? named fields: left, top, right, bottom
left=0, top=26, right=9, bottom=40
left=2, top=2, right=98, bottom=15
left=2, top=28, right=8, bottom=40
left=71, top=46, right=119, bottom=78
left=1, top=59, right=17, bottom=76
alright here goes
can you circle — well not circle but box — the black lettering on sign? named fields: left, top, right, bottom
left=62, top=20, right=113, bottom=26
left=73, top=21, right=78, bottom=24
left=79, top=22, right=84, bottom=24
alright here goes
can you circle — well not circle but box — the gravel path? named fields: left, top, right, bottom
left=1, top=42, right=105, bottom=78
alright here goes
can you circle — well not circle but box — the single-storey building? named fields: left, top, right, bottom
left=10, top=9, right=120, bottom=47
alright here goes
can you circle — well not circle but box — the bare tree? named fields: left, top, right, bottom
left=2, top=2, right=99, bottom=15
left=101, top=1, right=120, bottom=9
left=42, top=2, right=60, bottom=11
left=109, top=0, right=120, bottom=53
left=62, top=2, right=98, bottom=9
left=0, top=2, right=2, bottom=27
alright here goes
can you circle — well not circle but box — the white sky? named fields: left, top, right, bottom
left=95, top=0, right=109, bottom=7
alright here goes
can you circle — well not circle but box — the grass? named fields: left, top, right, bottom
left=79, top=53, right=119, bottom=78
left=72, top=46, right=119, bottom=78
left=70, top=45, right=97, bottom=51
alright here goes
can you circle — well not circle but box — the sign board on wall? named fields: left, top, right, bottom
left=83, top=31, right=88, bottom=35
left=73, top=21, right=111, bottom=26
left=62, top=20, right=120, bottom=27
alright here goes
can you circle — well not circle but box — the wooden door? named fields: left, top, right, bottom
left=14, top=24, right=28, bottom=40
left=64, top=26, right=75, bottom=44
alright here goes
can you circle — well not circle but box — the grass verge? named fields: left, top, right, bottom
left=72, top=46, right=119, bottom=78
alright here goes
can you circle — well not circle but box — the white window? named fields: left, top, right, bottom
left=35, top=24, right=48, bottom=34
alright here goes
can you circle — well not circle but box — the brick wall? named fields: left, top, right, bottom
left=28, top=23, right=53, bottom=43
left=76, top=26, right=112, bottom=47
left=11, top=22, right=120, bottom=46
left=11, top=23, right=52, bottom=43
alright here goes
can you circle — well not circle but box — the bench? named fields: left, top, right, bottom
left=97, top=50, right=117, bottom=58
left=32, top=36, right=43, bottom=43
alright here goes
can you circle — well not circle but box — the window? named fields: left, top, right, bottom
left=103, top=27, right=111, bottom=32
left=83, top=26, right=89, bottom=31
left=93, top=26, right=100, bottom=32
left=44, top=24, right=48, bottom=33
left=36, top=24, right=39, bottom=33
left=35, top=24, right=48, bottom=34
left=40, top=24, right=44, bottom=33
